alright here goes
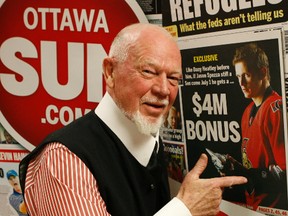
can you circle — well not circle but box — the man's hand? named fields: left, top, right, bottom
left=176, top=154, right=247, bottom=216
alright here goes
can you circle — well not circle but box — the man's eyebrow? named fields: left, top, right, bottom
left=137, top=57, right=182, bottom=74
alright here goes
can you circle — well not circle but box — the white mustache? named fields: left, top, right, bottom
left=141, top=97, right=169, bottom=106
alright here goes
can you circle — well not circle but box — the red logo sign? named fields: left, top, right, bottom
left=0, top=0, right=147, bottom=150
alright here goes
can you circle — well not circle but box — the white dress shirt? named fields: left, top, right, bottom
left=96, top=93, right=191, bottom=216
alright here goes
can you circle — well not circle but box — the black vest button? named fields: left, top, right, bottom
left=150, top=184, right=155, bottom=190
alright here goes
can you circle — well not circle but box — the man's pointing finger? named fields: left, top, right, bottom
left=213, top=176, right=248, bottom=188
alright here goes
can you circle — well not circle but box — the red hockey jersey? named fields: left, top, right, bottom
left=241, top=90, right=286, bottom=210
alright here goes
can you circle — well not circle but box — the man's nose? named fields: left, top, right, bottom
left=152, top=73, right=170, bottom=96
left=239, top=76, right=246, bottom=86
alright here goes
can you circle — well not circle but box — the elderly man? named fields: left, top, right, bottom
left=20, top=23, right=247, bottom=216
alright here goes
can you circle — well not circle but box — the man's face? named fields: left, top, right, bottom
left=8, top=175, right=21, bottom=192
left=4, top=131, right=13, bottom=143
left=168, top=108, right=178, bottom=129
left=235, top=61, right=263, bottom=99
left=108, top=33, right=182, bottom=134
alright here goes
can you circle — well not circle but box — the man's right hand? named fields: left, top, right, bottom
left=177, top=154, right=247, bottom=216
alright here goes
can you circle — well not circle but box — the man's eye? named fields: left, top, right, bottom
left=168, top=76, right=180, bottom=85
left=142, top=70, right=157, bottom=77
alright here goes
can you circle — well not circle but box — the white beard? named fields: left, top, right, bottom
left=117, top=97, right=168, bottom=136
left=131, top=110, right=165, bottom=136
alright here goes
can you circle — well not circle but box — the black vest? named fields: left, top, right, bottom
left=20, top=111, right=170, bottom=216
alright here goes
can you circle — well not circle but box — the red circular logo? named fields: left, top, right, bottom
left=0, top=0, right=147, bottom=150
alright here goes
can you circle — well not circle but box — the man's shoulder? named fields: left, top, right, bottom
left=264, top=91, right=282, bottom=112
left=44, top=110, right=99, bottom=141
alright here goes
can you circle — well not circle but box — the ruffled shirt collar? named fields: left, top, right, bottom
left=95, top=93, right=158, bottom=166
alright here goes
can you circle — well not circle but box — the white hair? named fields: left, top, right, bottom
left=108, top=23, right=174, bottom=63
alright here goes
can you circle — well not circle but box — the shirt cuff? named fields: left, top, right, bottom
left=154, top=197, right=192, bottom=216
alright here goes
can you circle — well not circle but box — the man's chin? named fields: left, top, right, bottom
left=244, top=94, right=251, bottom=99
left=133, top=113, right=164, bottom=136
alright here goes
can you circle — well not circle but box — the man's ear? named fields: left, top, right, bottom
left=103, top=57, right=115, bottom=88
left=259, top=67, right=268, bottom=78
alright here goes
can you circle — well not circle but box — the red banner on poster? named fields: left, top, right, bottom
left=0, top=0, right=147, bottom=150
